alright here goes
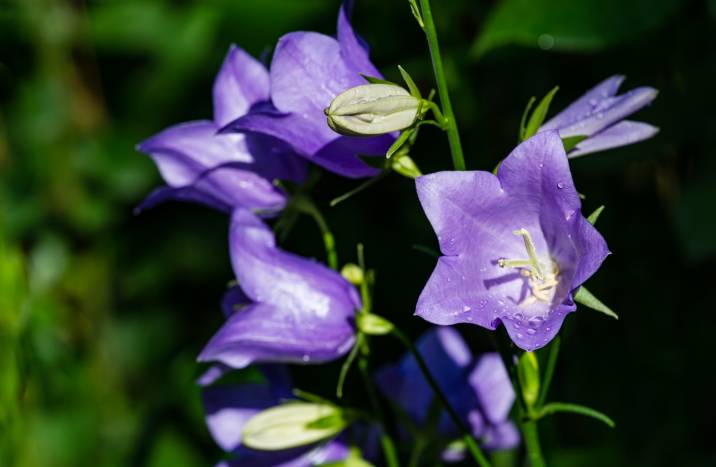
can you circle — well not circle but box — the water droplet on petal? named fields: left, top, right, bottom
left=302, top=354, right=311, bottom=362
left=526, top=328, right=537, bottom=335
left=463, top=305, right=471, bottom=312
left=557, top=182, right=565, bottom=189
left=516, top=333, right=524, bottom=339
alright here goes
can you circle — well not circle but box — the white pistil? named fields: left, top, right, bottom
left=498, top=229, right=560, bottom=306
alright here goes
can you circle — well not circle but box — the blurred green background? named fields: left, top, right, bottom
left=1, top=0, right=715, bottom=466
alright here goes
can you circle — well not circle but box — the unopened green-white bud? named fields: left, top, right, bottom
left=517, top=351, right=540, bottom=409
left=341, top=263, right=364, bottom=286
left=241, top=402, right=347, bottom=450
left=325, top=84, right=421, bottom=136
left=390, top=153, right=422, bottom=179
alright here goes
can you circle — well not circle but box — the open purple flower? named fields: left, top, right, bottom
left=541, top=75, right=658, bottom=157
left=415, top=131, right=609, bottom=351
left=136, top=45, right=307, bottom=213
left=198, top=209, right=359, bottom=368
left=375, top=328, right=519, bottom=454
left=203, top=366, right=350, bottom=467
left=221, top=1, right=394, bottom=179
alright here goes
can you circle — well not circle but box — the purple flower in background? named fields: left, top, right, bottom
left=222, top=1, right=394, bottom=178
left=198, top=209, right=359, bottom=368
left=203, top=366, right=350, bottom=466
left=136, top=45, right=307, bottom=213
left=375, top=328, right=519, bottom=454
left=415, top=131, right=609, bottom=351
left=541, top=75, right=658, bottom=157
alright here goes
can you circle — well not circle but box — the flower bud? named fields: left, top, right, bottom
left=325, top=84, right=421, bottom=136
left=242, top=402, right=347, bottom=450
left=517, top=351, right=540, bottom=409
left=341, top=263, right=364, bottom=286
left=390, top=153, right=422, bottom=179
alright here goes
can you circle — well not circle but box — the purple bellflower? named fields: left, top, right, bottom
left=541, top=75, right=658, bottom=157
left=375, top=328, right=519, bottom=454
left=136, top=45, right=307, bottom=214
left=198, top=209, right=360, bottom=368
left=415, top=131, right=609, bottom=351
left=221, top=1, right=395, bottom=179
left=203, top=366, right=350, bottom=467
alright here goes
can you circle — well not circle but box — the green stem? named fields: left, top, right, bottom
left=293, top=196, right=338, bottom=270
left=418, top=0, right=466, bottom=170
left=358, top=357, right=401, bottom=467
left=520, top=420, right=546, bottom=467
left=494, top=332, right=547, bottom=467
left=391, top=328, right=492, bottom=467
left=536, top=337, right=560, bottom=408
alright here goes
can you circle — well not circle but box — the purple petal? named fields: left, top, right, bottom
left=270, top=31, right=365, bottom=127
left=197, top=364, right=233, bottom=386
left=213, top=45, right=270, bottom=127
left=497, top=130, right=581, bottom=219
left=223, top=110, right=385, bottom=179
left=135, top=184, right=233, bottom=213
left=483, top=422, right=520, bottom=451
left=557, top=87, right=658, bottom=138
left=570, top=215, right=611, bottom=288
left=222, top=286, right=252, bottom=318
left=569, top=120, right=659, bottom=158
left=337, top=0, right=381, bottom=78
left=541, top=75, right=625, bottom=131
left=218, top=440, right=349, bottom=467
left=137, top=121, right=248, bottom=187
left=199, top=209, right=359, bottom=367
left=468, top=353, right=514, bottom=425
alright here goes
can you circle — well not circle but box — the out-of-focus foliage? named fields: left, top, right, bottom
left=1, top=0, right=715, bottom=466
left=471, top=0, right=684, bottom=57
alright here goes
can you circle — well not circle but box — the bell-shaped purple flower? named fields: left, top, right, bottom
left=198, top=209, right=360, bottom=368
left=136, top=45, right=307, bottom=213
left=415, top=131, right=609, bottom=351
left=375, top=328, right=519, bottom=453
left=541, top=75, right=658, bottom=157
left=221, top=1, right=394, bottom=179
left=203, top=366, right=350, bottom=466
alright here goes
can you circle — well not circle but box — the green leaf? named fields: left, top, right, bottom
left=518, top=96, right=536, bottom=141
left=386, top=130, right=414, bottom=159
left=408, top=0, right=425, bottom=29
left=360, top=74, right=398, bottom=86
left=398, top=65, right=422, bottom=99
left=574, top=286, right=618, bottom=319
left=523, top=86, right=559, bottom=140
left=242, top=402, right=347, bottom=450
left=586, top=205, right=605, bottom=225
left=471, top=0, right=684, bottom=58
left=537, top=402, right=615, bottom=428
left=562, top=135, right=588, bottom=151
left=356, top=313, right=394, bottom=336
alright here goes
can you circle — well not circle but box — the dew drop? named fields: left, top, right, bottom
left=526, top=328, right=537, bottom=335
left=302, top=354, right=311, bottom=362
left=479, top=300, right=488, bottom=309
left=588, top=98, right=598, bottom=106
left=539, top=163, right=544, bottom=168
left=546, top=327, right=552, bottom=332
left=516, top=333, right=524, bottom=339
left=463, top=305, right=472, bottom=312
left=513, top=323, right=521, bottom=330
left=557, top=182, right=565, bottom=189
left=514, top=313, right=524, bottom=321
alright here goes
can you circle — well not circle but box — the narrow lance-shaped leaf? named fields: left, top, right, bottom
left=537, top=402, right=615, bottom=428
left=398, top=65, right=422, bottom=99
left=587, top=205, right=605, bottom=225
left=574, top=286, right=618, bottom=319
left=523, top=86, right=559, bottom=140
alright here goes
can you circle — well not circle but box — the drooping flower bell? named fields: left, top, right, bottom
left=375, top=328, right=519, bottom=455
left=415, top=131, right=609, bottom=351
left=198, top=209, right=360, bottom=368
left=202, top=366, right=350, bottom=466
left=540, top=75, right=658, bottom=157
left=221, top=1, right=395, bottom=178
left=136, top=45, right=307, bottom=214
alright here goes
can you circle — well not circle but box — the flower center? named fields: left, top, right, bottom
left=498, top=228, right=560, bottom=306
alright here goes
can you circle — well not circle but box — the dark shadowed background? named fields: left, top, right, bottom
left=1, top=0, right=715, bottom=466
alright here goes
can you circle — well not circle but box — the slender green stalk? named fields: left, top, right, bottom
left=358, top=357, right=401, bottom=467
left=418, top=0, right=466, bottom=170
left=520, top=420, right=546, bottom=467
left=293, top=196, right=338, bottom=270
left=391, top=328, right=492, bottom=467
left=494, top=332, right=547, bottom=467
left=536, top=337, right=560, bottom=408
